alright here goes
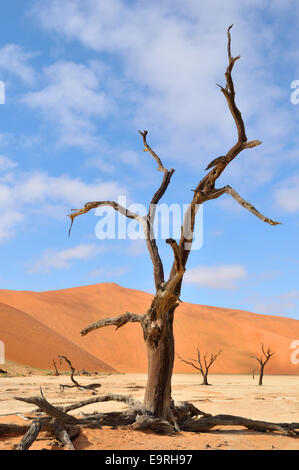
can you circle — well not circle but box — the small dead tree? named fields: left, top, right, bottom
left=52, top=359, right=60, bottom=376
left=58, top=356, right=101, bottom=393
left=67, top=26, right=281, bottom=422
left=251, top=344, right=275, bottom=386
left=177, top=348, right=222, bottom=385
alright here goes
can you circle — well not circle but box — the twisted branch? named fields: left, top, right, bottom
left=58, top=355, right=101, bottom=392
left=68, top=200, right=143, bottom=236
left=138, top=130, right=176, bottom=289
left=80, top=311, right=144, bottom=337
left=138, top=130, right=168, bottom=174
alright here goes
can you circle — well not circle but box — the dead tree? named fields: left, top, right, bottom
left=58, top=356, right=101, bottom=393
left=68, top=26, right=281, bottom=422
left=177, top=348, right=222, bottom=385
left=52, top=359, right=60, bottom=376
left=251, top=344, right=275, bottom=386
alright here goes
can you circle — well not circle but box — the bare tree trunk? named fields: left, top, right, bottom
left=202, top=373, right=209, bottom=386
left=251, top=344, right=274, bottom=386
left=143, top=308, right=175, bottom=419
left=52, top=359, right=59, bottom=376
left=178, top=348, right=221, bottom=386
left=259, top=365, right=264, bottom=386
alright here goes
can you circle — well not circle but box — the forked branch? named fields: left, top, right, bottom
left=202, top=349, right=222, bottom=370
left=177, top=348, right=222, bottom=385
left=177, top=354, right=202, bottom=373
left=169, top=25, right=279, bottom=280
left=251, top=343, right=275, bottom=366
left=166, top=238, right=185, bottom=275
left=138, top=130, right=176, bottom=290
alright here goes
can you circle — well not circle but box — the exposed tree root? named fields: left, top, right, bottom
left=132, top=415, right=175, bottom=435
left=0, top=423, right=31, bottom=436
left=52, top=422, right=77, bottom=450
left=3, top=391, right=297, bottom=450
left=181, top=415, right=299, bottom=436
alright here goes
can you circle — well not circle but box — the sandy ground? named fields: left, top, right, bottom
left=0, top=373, right=298, bottom=450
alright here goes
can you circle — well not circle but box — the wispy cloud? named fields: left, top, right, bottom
left=0, top=155, right=17, bottom=171
left=0, top=44, right=36, bottom=84
left=29, top=243, right=103, bottom=273
left=0, top=210, right=24, bottom=242
left=275, top=175, right=299, bottom=212
left=31, top=0, right=299, bottom=193
left=22, top=60, right=113, bottom=148
left=0, top=161, right=126, bottom=242
left=249, top=290, right=299, bottom=317
left=185, top=264, right=247, bottom=290
left=89, top=265, right=130, bottom=278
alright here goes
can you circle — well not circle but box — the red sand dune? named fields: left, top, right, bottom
left=0, top=302, right=117, bottom=373
left=0, top=283, right=298, bottom=374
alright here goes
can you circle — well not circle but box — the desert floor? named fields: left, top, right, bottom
left=0, top=373, right=298, bottom=451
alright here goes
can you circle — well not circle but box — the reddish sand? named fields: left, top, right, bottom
left=0, top=374, right=298, bottom=450
left=0, top=282, right=298, bottom=374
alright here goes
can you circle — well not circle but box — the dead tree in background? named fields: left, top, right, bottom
left=52, top=359, right=60, bottom=376
left=68, top=26, right=280, bottom=422
left=251, top=344, right=275, bottom=386
left=177, top=348, right=222, bottom=385
left=58, top=356, right=101, bottom=393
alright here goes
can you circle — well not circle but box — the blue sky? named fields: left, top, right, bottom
left=0, top=0, right=298, bottom=319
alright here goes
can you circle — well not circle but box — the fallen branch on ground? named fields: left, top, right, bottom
left=6, top=390, right=298, bottom=450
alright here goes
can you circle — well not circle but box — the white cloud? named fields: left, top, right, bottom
left=185, top=264, right=247, bottom=289
left=0, top=155, right=17, bottom=172
left=30, top=243, right=103, bottom=273
left=85, top=157, right=115, bottom=174
left=0, top=162, right=126, bottom=242
left=0, top=210, right=24, bottom=241
left=252, top=290, right=299, bottom=317
left=0, top=44, right=36, bottom=84
left=275, top=175, right=299, bottom=212
left=16, top=171, right=124, bottom=208
left=22, top=60, right=112, bottom=148
left=89, top=265, right=130, bottom=278
left=31, top=0, right=299, bottom=192
left=126, top=239, right=147, bottom=256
